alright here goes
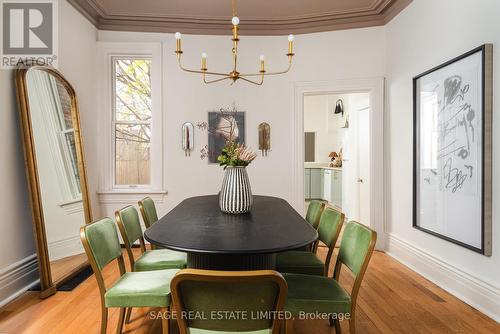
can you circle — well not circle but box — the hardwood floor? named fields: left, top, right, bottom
left=0, top=247, right=498, bottom=334
left=50, top=253, right=88, bottom=284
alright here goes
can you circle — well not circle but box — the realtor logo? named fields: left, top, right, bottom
left=1, top=0, right=58, bottom=69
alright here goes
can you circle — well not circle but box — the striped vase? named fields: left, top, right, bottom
left=219, top=166, right=253, bottom=214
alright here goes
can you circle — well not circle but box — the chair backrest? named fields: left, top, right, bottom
left=139, top=196, right=158, bottom=229
left=171, top=269, right=287, bottom=334
left=333, top=221, right=377, bottom=311
left=317, top=207, right=345, bottom=274
left=305, top=200, right=326, bottom=229
left=80, top=218, right=127, bottom=300
left=115, top=206, right=146, bottom=269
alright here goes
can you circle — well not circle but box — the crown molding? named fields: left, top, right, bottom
left=68, top=0, right=412, bottom=35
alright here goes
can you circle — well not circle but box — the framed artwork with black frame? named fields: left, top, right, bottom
left=207, top=111, right=246, bottom=163
left=413, top=44, right=492, bottom=256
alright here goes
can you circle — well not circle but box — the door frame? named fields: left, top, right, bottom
left=291, top=77, right=385, bottom=250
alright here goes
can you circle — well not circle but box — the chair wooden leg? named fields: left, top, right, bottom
left=100, top=307, right=108, bottom=334
left=161, top=307, right=170, bottom=334
left=285, top=318, right=294, bottom=334
left=125, top=307, right=132, bottom=324
left=334, top=319, right=342, bottom=334
left=116, top=308, right=125, bottom=334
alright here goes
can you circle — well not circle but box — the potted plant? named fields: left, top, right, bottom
left=197, top=105, right=257, bottom=214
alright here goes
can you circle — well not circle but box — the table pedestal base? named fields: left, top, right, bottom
left=187, top=253, right=276, bottom=270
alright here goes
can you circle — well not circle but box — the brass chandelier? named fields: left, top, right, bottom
left=174, top=0, right=295, bottom=85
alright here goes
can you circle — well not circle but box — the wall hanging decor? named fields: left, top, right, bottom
left=182, top=122, right=194, bottom=156
left=197, top=104, right=246, bottom=163
left=334, top=99, right=344, bottom=116
left=258, top=122, right=271, bottom=156
left=413, top=44, right=492, bottom=255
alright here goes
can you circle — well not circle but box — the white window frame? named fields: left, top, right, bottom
left=97, top=42, right=164, bottom=196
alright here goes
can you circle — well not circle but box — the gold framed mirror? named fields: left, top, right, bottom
left=15, top=66, right=92, bottom=298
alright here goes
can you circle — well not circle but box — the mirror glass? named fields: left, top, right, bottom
left=26, top=69, right=87, bottom=284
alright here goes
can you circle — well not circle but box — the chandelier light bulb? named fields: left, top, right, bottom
left=232, top=16, right=240, bottom=26
left=201, top=52, right=207, bottom=59
left=288, top=34, right=295, bottom=42
left=175, top=32, right=182, bottom=40
left=259, top=55, right=265, bottom=61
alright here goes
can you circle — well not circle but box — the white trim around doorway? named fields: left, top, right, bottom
left=291, top=77, right=385, bottom=250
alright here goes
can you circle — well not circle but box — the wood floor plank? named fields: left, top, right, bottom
left=0, top=248, right=498, bottom=334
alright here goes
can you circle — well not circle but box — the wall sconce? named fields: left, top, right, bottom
left=182, top=122, right=194, bottom=156
left=258, top=122, right=271, bottom=156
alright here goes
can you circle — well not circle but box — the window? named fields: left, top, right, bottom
left=112, top=57, right=152, bottom=187
left=53, top=79, right=81, bottom=199
left=98, top=43, right=163, bottom=196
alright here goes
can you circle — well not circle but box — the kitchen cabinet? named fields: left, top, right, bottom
left=304, top=169, right=311, bottom=199
left=331, top=169, right=342, bottom=209
left=304, top=168, right=322, bottom=199
left=323, top=169, right=332, bottom=202
left=305, top=167, right=341, bottom=207
left=310, top=169, right=322, bottom=199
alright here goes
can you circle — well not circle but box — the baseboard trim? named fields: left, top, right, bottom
left=48, top=235, right=85, bottom=261
left=386, top=233, right=500, bottom=323
left=0, top=254, right=39, bottom=309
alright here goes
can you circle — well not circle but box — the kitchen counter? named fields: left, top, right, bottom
left=304, top=164, right=342, bottom=209
left=304, top=163, right=342, bottom=171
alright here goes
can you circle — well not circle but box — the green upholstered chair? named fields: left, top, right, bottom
left=115, top=205, right=187, bottom=272
left=139, top=197, right=160, bottom=249
left=116, top=205, right=187, bottom=324
left=171, top=269, right=288, bottom=334
left=283, top=221, right=377, bottom=334
left=295, top=200, right=326, bottom=252
left=80, top=218, right=178, bottom=334
left=139, top=196, right=158, bottom=229
left=276, top=207, right=344, bottom=276
left=305, top=200, right=326, bottom=229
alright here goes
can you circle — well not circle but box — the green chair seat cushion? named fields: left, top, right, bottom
left=283, top=273, right=351, bottom=315
left=134, top=249, right=187, bottom=272
left=189, top=329, right=270, bottom=334
left=276, top=251, right=324, bottom=276
left=105, top=269, right=179, bottom=307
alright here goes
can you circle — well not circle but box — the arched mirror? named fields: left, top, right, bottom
left=15, top=66, right=92, bottom=298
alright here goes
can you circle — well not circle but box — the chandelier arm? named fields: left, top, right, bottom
left=239, top=76, right=264, bottom=86
left=177, top=57, right=229, bottom=77
left=240, top=59, right=292, bottom=77
left=203, top=75, right=232, bottom=84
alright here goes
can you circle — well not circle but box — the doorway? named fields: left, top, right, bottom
left=302, top=92, right=371, bottom=226
left=292, top=78, right=385, bottom=249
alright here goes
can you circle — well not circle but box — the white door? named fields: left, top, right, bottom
left=341, top=113, right=359, bottom=220
left=357, top=107, right=370, bottom=226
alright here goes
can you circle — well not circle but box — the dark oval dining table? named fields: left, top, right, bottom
left=144, top=195, right=318, bottom=270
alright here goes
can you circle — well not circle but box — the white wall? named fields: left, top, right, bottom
left=304, top=94, right=347, bottom=162
left=96, top=27, right=386, bottom=222
left=0, top=0, right=97, bottom=307
left=385, top=0, right=500, bottom=321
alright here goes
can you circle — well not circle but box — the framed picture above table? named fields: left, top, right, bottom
left=207, top=110, right=246, bottom=163
left=413, top=44, right=493, bottom=255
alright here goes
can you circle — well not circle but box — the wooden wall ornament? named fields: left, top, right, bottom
left=258, top=122, right=271, bottom=156
left=182, top=122, right=194, bottom=156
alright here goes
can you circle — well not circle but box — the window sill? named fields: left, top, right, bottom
left=97, top=190, right=168, bottom=204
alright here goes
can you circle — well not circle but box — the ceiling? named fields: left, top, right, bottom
left=68, top=0, right=412, bottom=35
